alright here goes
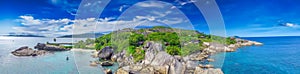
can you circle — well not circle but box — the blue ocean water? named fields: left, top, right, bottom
left=213, top=36, right=300, bottom=74
left=0, top=37, right=110, bottom=74
left=1, top=36, right=300, bottom=74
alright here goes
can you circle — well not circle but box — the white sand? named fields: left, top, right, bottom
left=71, top=48, right=96, bottom=52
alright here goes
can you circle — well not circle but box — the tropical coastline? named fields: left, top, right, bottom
left=1, top=0, right=300, bottom=73
left=6, top=26, right=264, bottom=74
left=87, top=27, right=263, bottom=74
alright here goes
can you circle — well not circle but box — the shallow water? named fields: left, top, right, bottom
left=0, top=37, right=111, bottom=74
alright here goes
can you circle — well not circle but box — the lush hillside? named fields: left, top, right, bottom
left=94, top=26, right=236, bottom=62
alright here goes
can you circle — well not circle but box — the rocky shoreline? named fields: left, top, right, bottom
left=11, top=43, right=70, bottom=56
left=94, top=38, right=262, bottom=74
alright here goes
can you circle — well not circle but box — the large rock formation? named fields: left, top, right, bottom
left=112, top=39, right=262, bottom=74
left=34, top=43, right=69, bottom=51
left=98, top=46, right=114, bottom=60
left=114, top=41, right=224, bottom=74
left=144, top=41, right=163, bottom=65
left=11, top=46, right=49, bottom=56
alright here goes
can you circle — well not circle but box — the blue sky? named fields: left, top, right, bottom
left=0, top=0, right=300, bottom=37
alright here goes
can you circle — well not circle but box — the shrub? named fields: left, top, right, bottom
left=129, top=33, right=145, bottom=46
left=165, top=46, right=181, bottom=55
left=226, top=37, right=237, bottom=45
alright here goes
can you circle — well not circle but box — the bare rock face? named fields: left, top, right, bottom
left=194, top=67, right=224, bottom=74
left=98, top=46, right=114, bottom=60
left=11, top=46, right=49, bottom=56
left=115, top=68, right=129, bottom=74
left=144, top=41, right=163, bottom=65
left=34, top=43, right=69, bottom=51
left=114, top=42, right=228, bottom=74
left=149, top=52, right=185, bottom=74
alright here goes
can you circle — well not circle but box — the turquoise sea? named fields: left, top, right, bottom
left=212, top=36, right=300, bottom=74
left=1, top=36, right=299, bottom=74
left=0, top=37, right=116, bottom=74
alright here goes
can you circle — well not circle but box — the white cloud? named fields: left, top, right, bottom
left=135, top=1, right=165, bottom=8
left=279, top=22, right=298, bottom=28
left=175, top=0, right=196, bottom=6
left=14, top=15, right=166, bottom=37
left=15, top=14, right=189, bottom=37
left=19, top=16, right=42, bottom=25
left=14, top=1, right=194, bottom=37
left=285, top=23, right=296, bottom=27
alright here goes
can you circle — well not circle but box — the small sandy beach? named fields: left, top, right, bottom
left=71, top=48, right=96, bottom=52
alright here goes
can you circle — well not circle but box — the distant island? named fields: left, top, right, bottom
left=2, top=34, right=45, bottom=37
left=57, top=32, right=104, bottom=38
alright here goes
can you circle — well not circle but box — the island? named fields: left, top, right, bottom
left=87, top=26, right=263, bottom=74
left=11, top=43, right=71, bottom=56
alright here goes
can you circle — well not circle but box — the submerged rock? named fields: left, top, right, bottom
left=194, top=67, right=223, bottom=74
left=89, top=61, right=98, bottom=67
left=98, top=46, right=114, bottom=60
left=11, top=46, right=49, bottom=56
left=115, top=68, right=129, bottom=74
left=105, top=69, right=113, bottom=74
left=101, top=61, right=114, bottom=66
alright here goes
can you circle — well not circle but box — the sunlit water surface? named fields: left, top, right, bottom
left=0, top=37, right=117, bottom=74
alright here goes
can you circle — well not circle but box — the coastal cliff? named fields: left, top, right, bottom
left=92, top=26, right=263, bottom=74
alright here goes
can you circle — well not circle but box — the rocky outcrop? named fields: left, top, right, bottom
left=11, top=46, right=49, bottom=56
left=98, top=46, right=114, bottom=60
left=105, top=69, right=113, bottom=74
left=112, top=39, right=262, bottom=74
left=12, top=43, right=72, bottom=56
left=194, top=67, right=223, bottom=74
left=115, top=68, right=129, bottom=74
left=202, top=38, right=263, bottom=52
left=115, top=42, right=189, bottom=74
left=100, top=61, right=114, bottom=66
left=144, top=41, right=163, bottom=65
left=34, top=43, right=70, bottom=51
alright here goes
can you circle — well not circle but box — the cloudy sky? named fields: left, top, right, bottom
left=0, top=0, right=300, bottom=37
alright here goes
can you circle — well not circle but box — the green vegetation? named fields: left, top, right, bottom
left=198, top=35, right=237, bottom=45
left=74, top=38, right=95, bottom=49
left=93, top=26, right=237, bottom=62
left=129, top=33, right=145, bottom=47
left=95, top=33, right=112, bottom=50
left=127, top=47, right=145, bottom=63
left=46, top=42, right=60, bottom=46
left=226, top=37, right=237, bottom=44
left=61, top=46, right=73, bottom=49
left=153, top=26, right=171, bottom=29
left=147, top=32, right=180, bottom=46
left=165, top=46, right=181, bottom=55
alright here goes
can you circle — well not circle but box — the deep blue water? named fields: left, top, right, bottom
left=213, top=36, right=300, bottom=74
